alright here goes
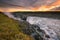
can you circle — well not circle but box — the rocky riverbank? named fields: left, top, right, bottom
left=1, top=12, right=60, bottom=40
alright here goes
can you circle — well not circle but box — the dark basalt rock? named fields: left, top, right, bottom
left=0, top=13, right=34, bottom=40
left=19, top=22, right=43, bottom=40
left=3, top=12, right=60, bottom=40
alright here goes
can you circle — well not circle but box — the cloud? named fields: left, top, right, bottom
left=51, top=7, right=60, bottom=11
left=0, top=0, right=60, bottom=12
left=0, top=0, right=56, bottom=7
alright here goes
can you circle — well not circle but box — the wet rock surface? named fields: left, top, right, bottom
left=27, top=16, right=60, bottom=40
left=0, top=13, right=34, bottom=40
left=3, top=12, right=60, bottom=40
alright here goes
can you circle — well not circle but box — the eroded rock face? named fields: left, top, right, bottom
left=0, top=13, right=34, bottom=40
left=3, top=12, right=60, bottom=40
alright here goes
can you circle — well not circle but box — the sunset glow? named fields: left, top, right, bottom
left=0, top=0, right=60, bottom=12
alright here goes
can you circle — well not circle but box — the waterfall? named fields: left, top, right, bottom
left=27, top=16, right=59, bottom=40
left=3, top=13, right=60, bottom=40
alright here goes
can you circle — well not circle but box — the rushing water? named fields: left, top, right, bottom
left=27, top=16, right=60, bottom=40
left=3, top=12, right=60, bottom=40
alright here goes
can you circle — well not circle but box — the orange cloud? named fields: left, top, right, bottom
left=0, top=0, right=60, bottom=12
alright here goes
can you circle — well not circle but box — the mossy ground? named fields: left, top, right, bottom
left=0, top=13, right=34, bottom=40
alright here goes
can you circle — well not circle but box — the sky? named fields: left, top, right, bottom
left=0, top=0, right=60, bottom=12
left=0, top=0, right=56, bottom=7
